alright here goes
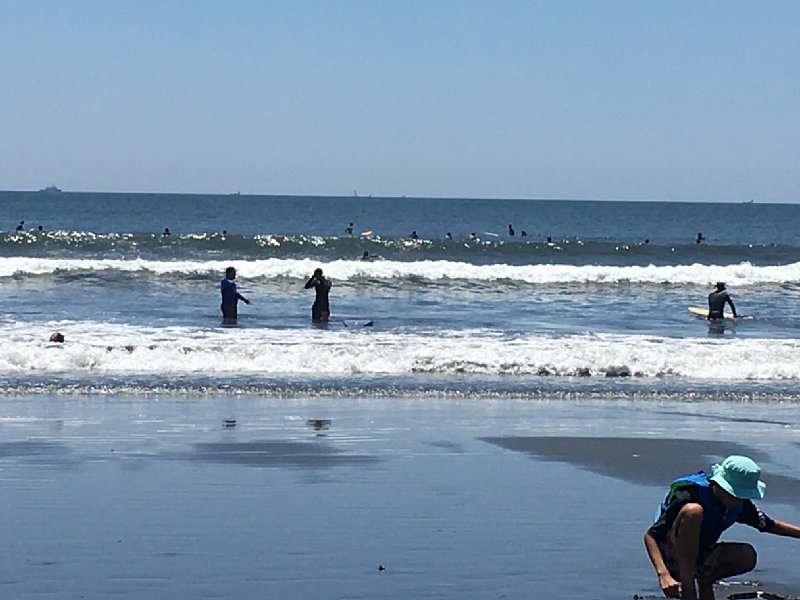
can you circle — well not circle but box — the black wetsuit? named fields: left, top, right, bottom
left=220, top=277, right=246, bottom=321
left=305, top=277, right=331, bottom=321
left=708, top=290, right=735, bottom=319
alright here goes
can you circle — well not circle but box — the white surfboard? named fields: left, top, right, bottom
left=688, top=306, right=735, bottom=319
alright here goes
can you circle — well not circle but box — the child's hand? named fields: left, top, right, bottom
left=659, top=573, right=680, bottom=598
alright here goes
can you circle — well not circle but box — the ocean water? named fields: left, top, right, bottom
left=2, top=191, right=800, bottom=398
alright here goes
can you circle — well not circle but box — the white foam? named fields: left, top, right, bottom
left=3, top=321, right=800, bottom=381
left=2, top=257, right=800, bottom=286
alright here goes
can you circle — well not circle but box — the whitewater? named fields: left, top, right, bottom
left=3, top=256, right=800, bottom=286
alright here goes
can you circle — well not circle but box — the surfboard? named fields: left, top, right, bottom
left=688, top=306, right=735, bottom=319
left=342, top=319, right=374, bottom=328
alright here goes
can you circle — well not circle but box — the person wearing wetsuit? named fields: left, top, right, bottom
left=707, top=282, right=736, bottom=320
left=644, top=455, right=800, bottom=600
left=220, top=266, right=249, bottom=323
left=304, top=268, right=331, bottom=323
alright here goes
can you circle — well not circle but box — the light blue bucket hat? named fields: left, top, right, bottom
left=710, top=455, right=766, bottom=500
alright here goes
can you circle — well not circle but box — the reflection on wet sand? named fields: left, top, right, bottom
left=481, top=436, right=800, bottom=508
left=174, top=440, right=379, bottom=469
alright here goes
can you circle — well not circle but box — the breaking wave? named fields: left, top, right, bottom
left=2, top=257, right=800, bottom=287
left=2, top=321, right=800, bottom=382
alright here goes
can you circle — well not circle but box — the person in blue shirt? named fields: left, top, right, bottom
left=644, top=455, right=800, bottom=600
left=220, top=266, right=250, bottom=323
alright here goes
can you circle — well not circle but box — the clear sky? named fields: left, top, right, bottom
left=1, top=1, right=798, bottom=201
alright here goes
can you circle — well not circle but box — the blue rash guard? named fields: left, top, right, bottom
left=220, top=277, right=246, bottom=319
left=649, top=471, right=774, bottom=558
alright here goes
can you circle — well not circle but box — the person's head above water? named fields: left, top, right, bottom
left=715, top=281, right=726, bottom=291
left=49, top=332, right=65, bottom=343
left=225, top=266, right=236, bottom=279
left=314, top=268, right=323, bottom=277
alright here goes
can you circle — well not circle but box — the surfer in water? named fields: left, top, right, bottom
left=220, top=266, right=250, bottom=324
left=305, top=267, right=332, bottom=323
left=707, top=282, right=736, bottom=320
left=644, top=455, right=800, bottom=600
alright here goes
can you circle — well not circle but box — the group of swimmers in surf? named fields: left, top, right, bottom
left=45, top=275, right=735, bottom=344
left=220, top=267, right=738, bottom=327
left=42, top=225, right=737, bottom=337
left=346, top=222, right=715, bottom=246
left=220, top=219, right=738, bottom=325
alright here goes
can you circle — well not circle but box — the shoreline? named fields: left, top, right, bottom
left=4, top=377, right=800, bottom=400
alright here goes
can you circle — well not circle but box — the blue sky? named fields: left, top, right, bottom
left=1, top=1, right=798, bottom=201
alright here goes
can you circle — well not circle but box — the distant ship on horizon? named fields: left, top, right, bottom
left=38, top=185, right=62, bottom=193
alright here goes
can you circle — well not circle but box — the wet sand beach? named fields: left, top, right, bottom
left=1, top=394, right=799, bottom=600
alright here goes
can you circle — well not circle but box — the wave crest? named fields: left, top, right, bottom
left=2, top=257, right=800, bottom=286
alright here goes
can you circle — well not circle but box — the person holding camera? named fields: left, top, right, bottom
left=304, top=267, right=332, bottom=323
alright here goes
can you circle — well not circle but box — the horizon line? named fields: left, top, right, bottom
left=0, top=189, right=780, bottom=205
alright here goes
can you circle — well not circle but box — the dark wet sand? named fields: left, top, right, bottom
left=481, top=436, right=800, bottom=508
left=1, top=394, right=799, bottom=599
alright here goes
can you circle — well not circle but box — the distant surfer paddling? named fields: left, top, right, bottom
left=220, top=266, right=250, bottom=324
left=707, top=282, right=736, bottom=320
left=305, top=267, right=331, bottom=323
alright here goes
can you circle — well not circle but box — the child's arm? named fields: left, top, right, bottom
left=643, top=530, right=681, bottom=598
left=770, top=519, right=800, bottom=539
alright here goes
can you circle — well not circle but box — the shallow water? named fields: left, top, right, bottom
left=1, top=394, right=799, bottom=599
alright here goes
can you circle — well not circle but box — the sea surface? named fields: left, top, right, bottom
left=2, top=191, right=800, bottom=399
